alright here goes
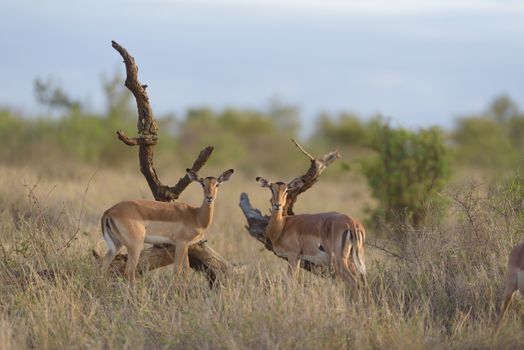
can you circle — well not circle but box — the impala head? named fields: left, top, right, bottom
left=187, top=168, right=234, bottom=204
left=256, top=177, right=304, bottom=213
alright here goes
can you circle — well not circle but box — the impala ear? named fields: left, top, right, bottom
left=287, top=179, right=304, bottom=191
left=186, top=168, right=202, bottom=183
left=256, top=177, right=271, bottom=188
left=218, top=169, right=234, bottom=183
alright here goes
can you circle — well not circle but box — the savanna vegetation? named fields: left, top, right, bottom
left=0, top=66, right=523, bottom=349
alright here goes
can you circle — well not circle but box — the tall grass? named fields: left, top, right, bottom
left=0, top=165, right=522, bottom=349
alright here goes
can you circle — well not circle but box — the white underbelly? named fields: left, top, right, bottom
left=145, top=220, right=182, bottom=233
left=273, top=246, right=331, bottom=266
left=143, top=220, right=184, bottom=242
left=518, top=271, right=524, bottom=297
left=143, top=220, right=204, bottom=245
left=144, top=234, right=175, bottom=245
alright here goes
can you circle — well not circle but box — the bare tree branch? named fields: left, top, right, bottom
left=111, top=40, right=158, bottom=137
left=291, top=138, right=315, bottom=161
left=239, top=193, right=272, bottom=250
left=92, top=241, right=237, bottom=287
left=116, top=130, right=157, bottom=146
left=284, top=140, right=340, bottom=215
left=170, top=146, right=214, bottom=197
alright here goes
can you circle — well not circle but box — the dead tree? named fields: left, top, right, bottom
left=102, top=41, right=235, bottom=285
left=239, top=139, right=341, bottom=275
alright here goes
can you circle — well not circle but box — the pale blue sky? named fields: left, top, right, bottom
left=1, top=0, right=523, bottom=133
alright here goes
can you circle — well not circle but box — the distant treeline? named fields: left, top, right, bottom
left=1, top=76, right=524, bottom=177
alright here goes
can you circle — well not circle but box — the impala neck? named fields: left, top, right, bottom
left=196, top=199, right=214, bottom=229
left=266, top=208, right=285, bottom=244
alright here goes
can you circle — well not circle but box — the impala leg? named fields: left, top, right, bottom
left=101, top=243, right=122, bottom=272
left=101, top=220, right=123, bottom=272
left=360, top=273, right=370, bottom=301
left=518, top=270, right=524, bottom=296
left=350, top=260, right=368, bottom=292
left=124, top=244, right=142, bottom=287
left=499, top=270, right=518, bottom=322
left=287, top=253, right=301, bottom=280
left=360, top=272, right=368, bottom=287
left=330, top=252, right=340, bottom=279
left=184, top=252, right=190, bottom=271
left=174, top=241, right=189, bottom=277
left=500, top=292, right=514, bottom=321
left=338, top=257, right=359, bottom=291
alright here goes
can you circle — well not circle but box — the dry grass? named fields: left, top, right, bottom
left=0, top=164, right=523, bottom=349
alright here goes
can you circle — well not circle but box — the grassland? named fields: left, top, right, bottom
left=0, top=163, right=522, bottom=349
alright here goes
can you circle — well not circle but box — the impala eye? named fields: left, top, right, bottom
left=201, top=183, right=205, bottom=188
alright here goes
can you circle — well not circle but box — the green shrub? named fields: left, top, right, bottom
left=453, top=116, right=516, bottom=168
left=312, top=112, right=370, bottom=148
left=176, top=106, right=305, bottom=176
left=362, top=121, right=450, bottom=231
left=452, top=95, right=524, bottom=170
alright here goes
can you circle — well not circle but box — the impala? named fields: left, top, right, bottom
left=256, top=177, right=366, bottom=288
left=100, top=168, right=234, bottom=285
left=499, top=242, right=524, bottom=320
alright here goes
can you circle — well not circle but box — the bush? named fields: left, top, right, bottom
left=453, top=117, right=516, bottom=169
left=176, top=106, right=306, bottom=176
left=313, top=112, right=370, bottom=147
left=362, top=121, right=450, bottom=231
left=452, top=95, right=524, bottom=170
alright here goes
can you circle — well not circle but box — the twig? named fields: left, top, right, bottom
left=367, top=240, right=410, bottom=262
left=291, top=138, right=315, bottom=161
left=117, top=130, right=157, bottom=146
left=0, top=235, right=9, bottom=266
left=58, top=168, right=99, bottom=252
left=0, top=262, right=18, bottom=286
left=170, top=146, right=214, bottom=198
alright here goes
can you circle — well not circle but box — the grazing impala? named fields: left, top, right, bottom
left=256, top=177, right=366, bottom=288
left=100, top=168, right=234, bottom=285
left=499, top=242, right=524, bottom=320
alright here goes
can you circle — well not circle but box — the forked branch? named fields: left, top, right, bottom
left=285, top=139, right=340, bottom=215
left=111, top=40, right=157, bottom=137
left=111, top=40, right=213, bottom=201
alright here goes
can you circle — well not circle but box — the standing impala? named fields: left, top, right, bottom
left=100, top=168, right=234, bottom=285
left=256, top=177, right=366, bottom=288
left=499, top=242, right=524, bottom=320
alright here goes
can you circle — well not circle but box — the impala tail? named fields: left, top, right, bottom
left=101, top=214, right=120, bottom=255
left=343, top=227, right=366, bottom=276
